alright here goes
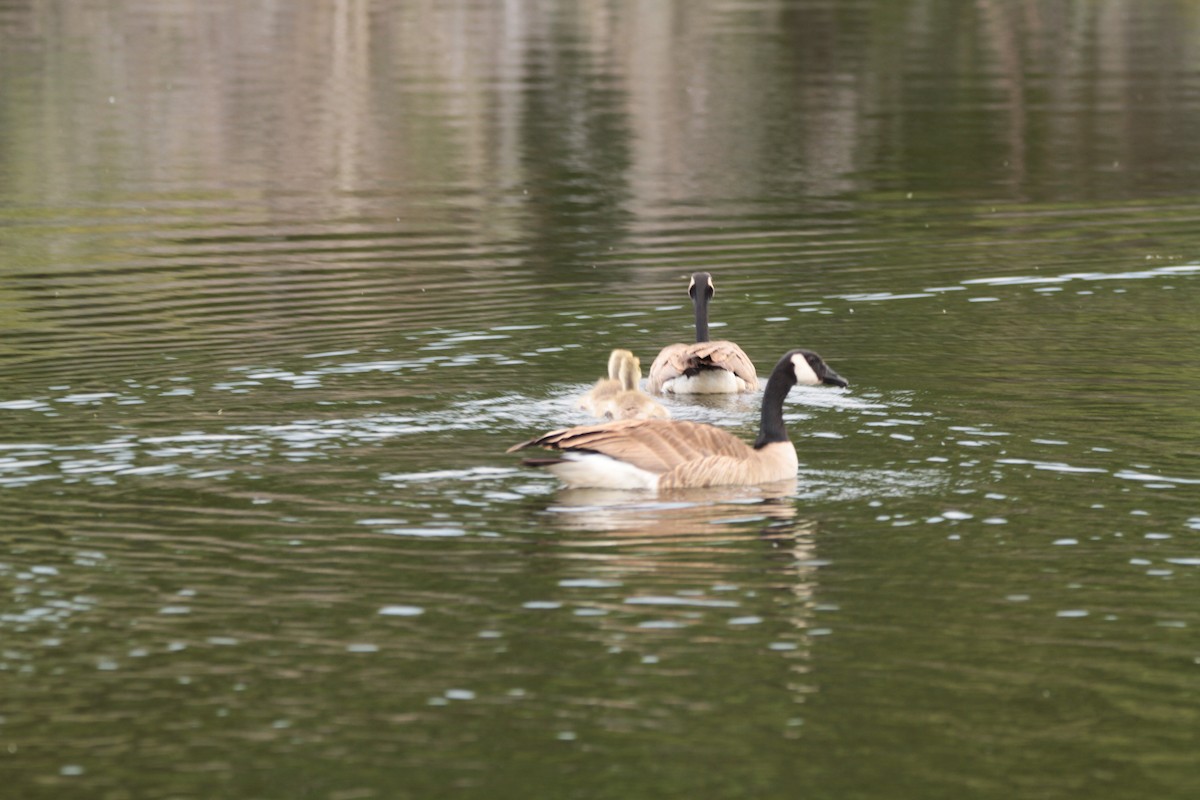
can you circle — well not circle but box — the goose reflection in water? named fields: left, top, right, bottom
left=523, top=480, right=825, bottom=688
left=543, top=479, right=802, bottom=535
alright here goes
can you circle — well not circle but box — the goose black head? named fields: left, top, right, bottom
left=787, top=349, right=848, bottom=388
left=687, top=272, right=715, bottom=303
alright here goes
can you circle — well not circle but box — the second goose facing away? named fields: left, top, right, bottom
left=509, top=349, right=847, bottom=490
left=579, top=349, right=670, bottom=421
left=648, top=272, right=759, bottom=394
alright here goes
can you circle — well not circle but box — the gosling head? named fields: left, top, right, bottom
left=606, top=349, right=636, bottom=380
left=617, top=353, right=642, bottom=392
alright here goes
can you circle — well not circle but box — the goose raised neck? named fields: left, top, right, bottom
left=755, top=349, right=848, bottom=448
left=690, top=271, right=713, bottom=342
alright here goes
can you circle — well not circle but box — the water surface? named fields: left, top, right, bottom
left=2, top=2, right=1199, bottom=798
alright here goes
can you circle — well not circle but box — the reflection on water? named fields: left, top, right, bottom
left=539, top=483, right=820, bottom=645
left=3, top=0, right=1200, bottom=798
left=545, top=481, right=800, bottom=531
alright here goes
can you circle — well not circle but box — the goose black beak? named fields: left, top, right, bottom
left=821, top=368, right=848, bottom=388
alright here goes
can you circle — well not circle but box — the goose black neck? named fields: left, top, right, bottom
left=753, top=362, right=797, bottom=449
left=693, top=291, right=710, bottom=343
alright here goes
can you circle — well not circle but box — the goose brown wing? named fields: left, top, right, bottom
left=508, top=419, right=754, bottom=475
left=647, top=343, right=689, bottom=393
left=647, top=341, right=758, bottom=392
left=688, top=341, right=759, bottom=390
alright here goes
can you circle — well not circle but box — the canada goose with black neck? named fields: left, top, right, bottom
left=509, top=349, right=847, bottom=490
left=648, top=272, right=759, bottom=394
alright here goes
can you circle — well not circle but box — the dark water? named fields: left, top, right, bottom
left=2, top=1, right=1199, bottom=798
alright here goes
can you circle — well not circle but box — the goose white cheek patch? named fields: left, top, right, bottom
left=791, top=354, right=821, bottom=385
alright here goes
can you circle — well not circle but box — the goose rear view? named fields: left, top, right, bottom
left=648, top=272, right=759, bottom=394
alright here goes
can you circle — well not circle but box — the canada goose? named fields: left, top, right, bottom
left=509, top=349, right=847, bottom=490
left=578, top=349, right=638, bottom=415
left=648, top=272, right=759, bottom=394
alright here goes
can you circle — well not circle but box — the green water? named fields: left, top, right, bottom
left=2, top=2, right=1199, bottom=798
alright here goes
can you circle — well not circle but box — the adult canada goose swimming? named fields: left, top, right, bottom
left=648, top=272, right=759, bottom=394
left=509, top=349, right=847, bottom=490
left=579, top=350, right=671, bottom=421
